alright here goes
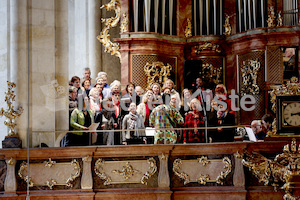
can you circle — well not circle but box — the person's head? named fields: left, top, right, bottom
left=110, top=80, right=121, bottom=93
left=181, top=89, right=192, bottom=106
left=190, top=98, right=201, bottom=111
left=217, top=100, right=228, bottom=114
left=151, top=83, right=161, bottom=95
left=83, top=67, right=91, bottom=80
left=70, top=76, right=80, bottom=89
left=128, top=102, right=137, bottom=114
left=89, top=88, right=99, bottom=99
left=82, top=79, right=91, bottom=89
left=112, top=91, right=121, bottom=103
left=69, top=86, right=77, bottom=100
left=262, top=114, right=274, bottom=130
left=251, top=120, right=263, bottom=134
left=285, top=48, right=295, bottom=58
left=170, top=94, right=178, bottom=108
left=98, top=72, right=108, bottom=85
left=95, top=83, right=103, bottom=93
left=102, top=97, right=113, bottom=110
left=196, top=77, right=203, bottom=87
left=162, top=87, right=171, bottom=94
left=216, top=84, right=227, bottom=95
left=126, top=82, right=135, bottom=94
left=163, top=79, right=174, bottom=89
left=135, top=86, right=144, bottom=96
left=83, top=96, right=89, bottom=109
left=215, top=86, right=226, bottom=100
left=96, top=76, right=104, bottom=86
left=142, top=90, right=154, bottom=103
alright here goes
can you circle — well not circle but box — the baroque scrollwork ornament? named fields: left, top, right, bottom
left=267, top=6, right=276, bottom=28
left=120, top=13, right=129, bottom=33
left=94, top=158, right=157, bottom=185
left=200, top=63, right=223, bottom=85
left=243, top=139, right=300, bottom=200
left=144, top=61, right=172, bottom=90
left=195, top=42, right=221, bottom=54
left=224, top=15, right=231, bottom=36
left=185, top=18, right=192, bottom=38
left=173, top=157, right=232, bottom=185
left=0, top=81, right=23, bottom=136
left=97, top=0, right=121, bottom=60
left=240, top=59, right=261, bottom=96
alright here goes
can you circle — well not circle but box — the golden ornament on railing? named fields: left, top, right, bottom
left=0, top=81, right=23, bottom=136
left=97, top=0, right=121, bottom=60
left=242, top=139, right=300, bottom=200
left=144, top=61, right=172, bottom=90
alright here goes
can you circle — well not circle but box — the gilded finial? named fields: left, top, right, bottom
left=185, top=18, right=192, bottom=38
left=0, top=81, right=23, bottom=136
left=224, top=15, right=231, bottom=36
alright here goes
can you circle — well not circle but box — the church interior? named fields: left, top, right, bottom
left=0, top=0, right=300, bottom=199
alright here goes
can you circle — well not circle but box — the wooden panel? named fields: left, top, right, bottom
left=266, top=46, right=283, bottom=84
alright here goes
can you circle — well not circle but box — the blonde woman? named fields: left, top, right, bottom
left=137, top=90, right=154, bottom=127
left=180, top=89, right=192, bottom=116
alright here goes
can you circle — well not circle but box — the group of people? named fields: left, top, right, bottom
left=64, top=67, right=270, bottom=147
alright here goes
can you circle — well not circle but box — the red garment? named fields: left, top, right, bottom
left=114, top=102, right=121, bottom=117
left=183, top=111, right=205, bottom=143
left=145, top=103, right=150, bottom=127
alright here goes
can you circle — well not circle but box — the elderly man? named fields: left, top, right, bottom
left=251, top=120, right=266, bottom=141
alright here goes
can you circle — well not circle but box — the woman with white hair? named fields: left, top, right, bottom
left=183, top=98, right=205, bottom=144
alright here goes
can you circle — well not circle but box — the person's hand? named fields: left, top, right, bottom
left=83, top=127, right=89, bottom=130
left=101, top=124, right=105, bottom=129
left=113, top=123, right=117, bottom=128
left=183, top=142, right=186, bottom=144
left=122, top=141, right=127, bottom=145
left=217, top=128, right=223, bottom=132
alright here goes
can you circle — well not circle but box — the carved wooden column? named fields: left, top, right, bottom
left=158, top=154, right=170, bottom=188
left=4, top=158, right=17, bottom=194
left=233, top=152, right=245, bottom=187
left=81, top=156, right=93, bottom=189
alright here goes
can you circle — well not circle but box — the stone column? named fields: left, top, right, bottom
left=158, top=154, right=170, bottom=188
left=88, top=0, right=102, bottom=79
left=55, top=0, right=69, bottom=133
left=4, top=158, right=17, bottom=193
left=8, top=0, right=29, bottom=147
left=81, top=156, right=93, bottom=189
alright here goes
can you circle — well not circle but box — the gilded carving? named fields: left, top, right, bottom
left=0, top=81, right=23, bottom=136
left=18, top=159, right=81, bottom=189
left=112, top=162, right=142, bottom=180
left=144, top=61, right=172, bottom=90
left=277, top=11, right=283, bottom=27
left=198, top=156, right=210, bottom=166
left=173, top=157, right=232, bottom=185
left=120, top=13, right=129, bottom=33
left=243, top=139, right=300, bottom=200
left=224, top=15, right=231, bottom=36
left=195, top=42, right=221, bottom=54
left=95, top=158, right=157, bottom=185
left=240, top=59, right=261, bottom=96
left=267, top=6, right=276, bottom=28
left=44, top=158, right=56, bottom=168
left=185, top=18, right=192, bottom=38
left=200, top=63, right=223, bottom=85
left=97, top=0, right=121, bottom=60
left=7, top=157, right=15, bottom=165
